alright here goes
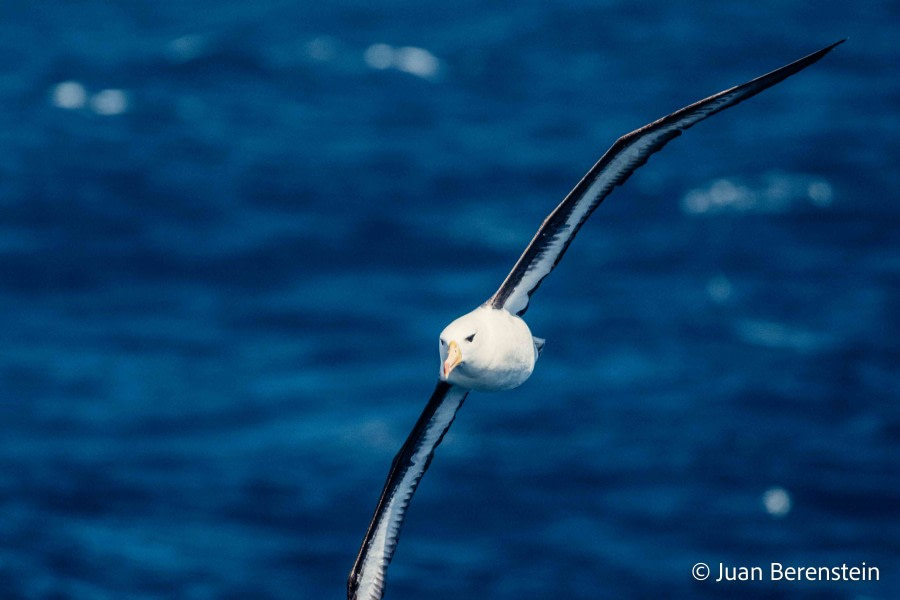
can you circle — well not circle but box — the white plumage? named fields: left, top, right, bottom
left=438, top=306, right=541, bottom=391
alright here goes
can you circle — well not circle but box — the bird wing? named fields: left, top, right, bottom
left=489, top=40, right=844, bottom=316
left=348, top=381, right=469, bottom=600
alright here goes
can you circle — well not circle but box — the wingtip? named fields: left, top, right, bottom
left=801, top=39, right=846, bottom=67
left=762, top=39, right=844, bottom=83
left=805, top=39, right=846, bottom=62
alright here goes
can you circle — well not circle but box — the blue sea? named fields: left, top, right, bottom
left=1, top=2, right=897, bottom=599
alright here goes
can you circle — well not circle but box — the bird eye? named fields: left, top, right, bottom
left=440, top=338, right=446, bottom=346
left=465, top=333, right=476, bottom=343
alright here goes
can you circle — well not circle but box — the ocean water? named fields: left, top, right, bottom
left=1, top=2, right=897, bottom=599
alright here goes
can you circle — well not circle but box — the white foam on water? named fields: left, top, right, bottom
left=363, top=43, right=394, bottom=70
left=90, top=89, right=129, bottom=116
left=393, top=46, right=440, bottom=79
left=51, top=81, right=87, bottom=109
left=682, top=172, right=836, bottom=215
left=762, top=486, right=792, bottom=518
left=364, top=43, right=441, bottom=79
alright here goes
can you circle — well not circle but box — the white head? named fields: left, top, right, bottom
left=438, top=308, right=487, bottom=388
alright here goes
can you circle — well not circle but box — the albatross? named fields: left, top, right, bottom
left=348, top=40, right=843, bottom=600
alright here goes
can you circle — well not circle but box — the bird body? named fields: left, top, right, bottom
left=438, top=305, right=541, bottom=392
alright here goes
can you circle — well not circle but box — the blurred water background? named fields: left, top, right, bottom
left=1, top=2, right=897, bottom=599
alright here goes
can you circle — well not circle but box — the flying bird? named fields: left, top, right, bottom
left=348, top=40, right=843, bottom=600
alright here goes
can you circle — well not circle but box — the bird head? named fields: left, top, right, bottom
left=438, top=311, right=482, bottom=384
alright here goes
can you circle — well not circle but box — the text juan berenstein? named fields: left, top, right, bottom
left=715, top=562, right=879, bottom=582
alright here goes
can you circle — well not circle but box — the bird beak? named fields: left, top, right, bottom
left=443, top=340, right=462, bottom=377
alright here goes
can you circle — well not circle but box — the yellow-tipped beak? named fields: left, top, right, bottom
left=443, top=340, right=462, bottom=377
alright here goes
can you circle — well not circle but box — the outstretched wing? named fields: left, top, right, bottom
left=490, top=40, right=844, bottom=316
left=348, top=381, right=469, bottom=600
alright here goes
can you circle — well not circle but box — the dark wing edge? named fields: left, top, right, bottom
left=348, top=381, right=469, bottom=600
left=489, top=39, right=845, bottom=316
